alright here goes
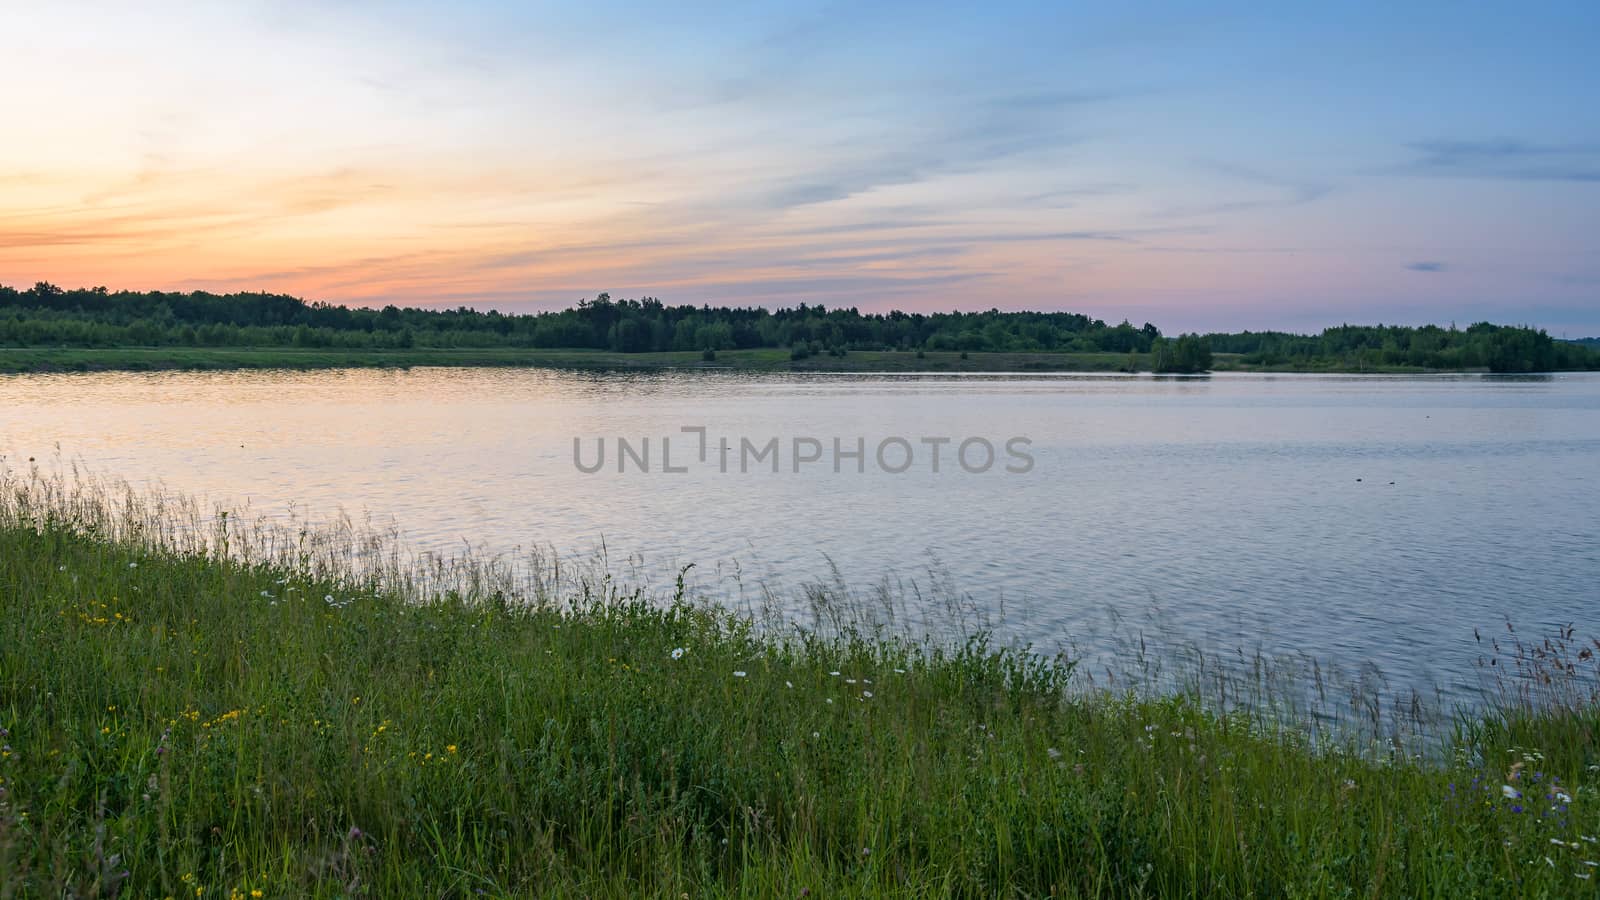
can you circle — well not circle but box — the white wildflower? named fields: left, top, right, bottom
left=1503, top=785, right=1522, bottom=800
left=670, top=648, right=685, bottom=660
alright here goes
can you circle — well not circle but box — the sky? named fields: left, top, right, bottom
left=2, top=1, right=1598, bottom=334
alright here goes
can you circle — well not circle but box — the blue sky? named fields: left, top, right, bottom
left=3, top=0, right=1597, bottom=333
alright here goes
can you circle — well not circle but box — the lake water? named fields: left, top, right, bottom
left=3, top=368, right=1597, bottom=697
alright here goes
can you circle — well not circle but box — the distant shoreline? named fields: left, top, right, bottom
left=0, top=345, right=1548, bottom=375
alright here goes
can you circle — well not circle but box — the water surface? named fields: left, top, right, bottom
left=4, top=368, right=1597, bottom=694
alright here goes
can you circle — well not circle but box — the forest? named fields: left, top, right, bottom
left=1, top=282, right=1594, bottom=373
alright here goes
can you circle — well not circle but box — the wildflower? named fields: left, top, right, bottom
left=811, top=731, right=819, bottom=738
left=893, top=668, right=905, bottom=674
left=325, top=595, right=335, bottom=603
left=825, top=698, right=833, bottom=704
left=829, top=671, right=841, bottom=677
left=1503, top=785, right=1523, bottom=800
left=1047, top=747, right=1062, bottom=761
left=252, top=892, right=264, bottom=898
left=845, top=679, right=856, bottom=684
left=447, top=744, right=458, bottom=754
left=861, top=691, right=873, bottom=699
left=1556, top=791, right=1573, bottom=803
left=670, top=648, right=685, bottom=660
left=129, top=562, right=138, bottom=568
left=732, top=670, right=747, bottom=678
left=784, top=681, right=794, bottom=689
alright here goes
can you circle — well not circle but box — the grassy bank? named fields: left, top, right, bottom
left=1, top=476, right=1597, bottom=896
left=0, top=345, right=1495, bottom=376
left=0, top=346, right=1152, bottom=375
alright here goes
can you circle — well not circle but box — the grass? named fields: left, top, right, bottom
left=0, top=346, right=1153, bottom=375
left=0, top=345, right=1522, bottom=376
left=1, top=470, right=1597, bottom=897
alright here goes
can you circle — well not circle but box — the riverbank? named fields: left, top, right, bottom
left=0, top=345, right=1481, bottom=375
left=1, top=475, right=1596, bottom=896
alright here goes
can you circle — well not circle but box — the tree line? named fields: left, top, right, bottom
left=1, top=282, right=1594, bottom=373
left=1205, top=323, right=1598, bottom=373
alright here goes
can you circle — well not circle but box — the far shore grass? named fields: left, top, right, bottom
left=0, top=345, right=1478, bottom=376
left=1, top=470, right=1598, bottom=896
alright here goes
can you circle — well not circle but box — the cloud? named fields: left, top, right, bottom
left=747, top=89, right=1114, bottom=211
left=1395, top=139, right=1600, bottom=182
left=1406, top=261, right=1446, bottom=272
left=1156, top=160, right=1334, bottom=219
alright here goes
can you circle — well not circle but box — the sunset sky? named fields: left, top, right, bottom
left=3, top=1, right=1597, bottom=334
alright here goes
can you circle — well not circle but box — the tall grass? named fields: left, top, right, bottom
left=0, top=466, right=1596, bottom=897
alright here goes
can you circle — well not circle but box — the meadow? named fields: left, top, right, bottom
left=1, top=469, right=1597, bottom=897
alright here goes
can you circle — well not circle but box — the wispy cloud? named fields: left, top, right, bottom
left=747, top=89, right=1113, bottom=212
left=1406, top=261, right=1446, bottom=272
left=1157, top=160, right=1334, bottom=219
left=1394, top=139, right=1600, bottom=182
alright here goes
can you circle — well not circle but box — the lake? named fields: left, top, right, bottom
left=4, top=368, right=1597, bottom=698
